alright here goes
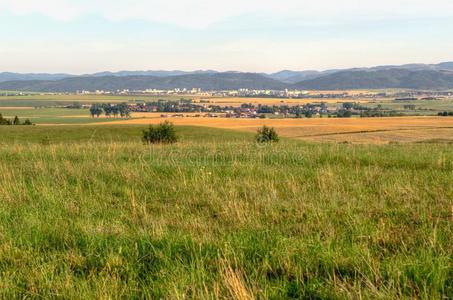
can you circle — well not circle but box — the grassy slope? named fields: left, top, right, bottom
left=0, top=125, right=252, bottom=144
left=0, top=126, right=451, bottom=298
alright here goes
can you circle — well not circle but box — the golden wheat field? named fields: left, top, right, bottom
left=92, top=116, right=453, bottom=144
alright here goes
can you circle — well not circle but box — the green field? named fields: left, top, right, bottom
left=0, top=125, right=451, bottom=298
left=370, top=99, right=453, bottom=115
left=0, top=125, right=250, bottom=144
left=0, top=108, right=135, bottom=124
left=0, top=94, right=186, bottom=107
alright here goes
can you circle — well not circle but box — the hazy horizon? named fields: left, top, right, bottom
left=2, top=60, right=453, bottom=76
left=0, top=59, right=453, bottom=76
left=1, top=0, right=453, bottom=73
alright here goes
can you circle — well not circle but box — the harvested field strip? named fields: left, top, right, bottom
left=88, top=116, right=453, bottom=128
left=294, top=126, right=453, bottom=138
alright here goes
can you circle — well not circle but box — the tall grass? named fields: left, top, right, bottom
left=0, top=128, right=451, bottom=298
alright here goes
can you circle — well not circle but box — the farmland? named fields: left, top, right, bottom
left=0, top=92, right=452, bottom=143
left=0, top=93, right=370, bottom=109
left=1, top=105, right=452, bottom=143
left=0, top=93, right=452, bottom=298
left=91, top=116, right=453, bottom=144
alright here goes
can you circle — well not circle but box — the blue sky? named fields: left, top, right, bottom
left=1, top=0, right=453, bottom=73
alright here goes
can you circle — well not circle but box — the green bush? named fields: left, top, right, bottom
left=23, top=119, right=33, bottom=125
left=255, top=126, right=279, bottom=143
left=142, top=121, right=178, bottom=144
left=0, top=114, right=33, bottom=125
left=0, top=113, right=11, bottom=125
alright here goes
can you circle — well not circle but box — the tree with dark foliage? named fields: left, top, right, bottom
left=256, top=126, right=279, bottom=143
left=142, top=121, right=178, bottom=144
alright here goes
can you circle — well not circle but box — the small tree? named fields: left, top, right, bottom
left=118, top=103, right=130, bottom=118
left=112, top=106, right=120, bottom=118
left=0, top=113, right=11, bottom=125
left=23, top=119, right=33, bottom=125
left=103, top=104, right=112, bottom=118
left=256, top=126, right=279, bottom=143
left=142, top=121, right=178, bottom=144
left=13, top=116, right=20, bottom=125
left=89, top=105, right=103, bottom=118
left=342, top=102, right=354, bottom=110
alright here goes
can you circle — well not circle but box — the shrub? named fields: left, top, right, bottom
left=256, top=126, right=279, bottom=143
left=0, top=113, right=11, bottom=125
left=41, top=135, right=51, bottom=145
left=337, top=109, right=353, bottom=118
left=142, top=121, right=178, bottom=144
left=23, top=119, right=33, bottom=125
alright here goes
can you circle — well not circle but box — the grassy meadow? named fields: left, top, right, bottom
left=0, top=125, right=452, bottom=298
left=0, top=94, right=173, bottom=107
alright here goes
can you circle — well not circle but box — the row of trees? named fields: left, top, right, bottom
left=89, top=103, right=131, bottom=118
left=0, top=114, right=32, bottom=126
left=438, top=111, right=453, bottom=116
left=136, top=100, right=204, bottom=113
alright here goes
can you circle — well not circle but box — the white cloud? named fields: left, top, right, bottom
left=1, top=0, right=453, bottom=72
left=0, top=0, right=82, bottom=21
left=1, top=0, right=453, bottom=28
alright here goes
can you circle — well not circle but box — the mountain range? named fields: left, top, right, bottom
left=1, top=62, right=453, bottom=91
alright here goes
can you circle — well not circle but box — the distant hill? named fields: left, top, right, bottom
left=437, top=62, right=453, bottom=70
left=0, top=72, right=286, bottom=92
left=265, top=62, right=453, bottom=84
left=2, top=61, right=453, bottom=91
left=89, top=70, right=218, bottom=78
left=366, top=62, right=453, bottom=72
left=291, top=69, right=453, bottom=90
left=0, top=72, right=72, bottom=83
left=266, top=70, right=336, bottom=84
left=0, top=70, right=218, bottom=83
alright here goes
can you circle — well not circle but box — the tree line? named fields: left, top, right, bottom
left=0, top=114, right=33, bottom=126
left=438, top=111, right=453, bottom=116
left=89, top=103, right=131, bottom=118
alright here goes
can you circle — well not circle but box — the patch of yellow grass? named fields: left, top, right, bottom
left=222, top=262, right=254, bottom=300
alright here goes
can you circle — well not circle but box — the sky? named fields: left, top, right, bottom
left=1, top=0, right=453, bottom=74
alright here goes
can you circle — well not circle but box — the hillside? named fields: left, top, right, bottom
left=2, top=64, right=453, bottom=91
left=0, top=72, right=72, bottom=83
left=292, top=69, right=453, bottom=90
left=0, top=72, right=286, bottom=92
left=90, top=70, right=218, bottom=78
left=266, top=70, right=334, bottom=83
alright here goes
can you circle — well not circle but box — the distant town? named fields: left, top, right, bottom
left=3, top=87, right=452, bottom=99
left=82, top=98, right=453, bottom=120
left=75, top=88, right=453, bottom=99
